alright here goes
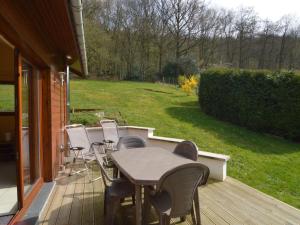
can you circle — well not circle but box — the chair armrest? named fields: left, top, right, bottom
left=103, top=139, right=115, bottom=144
left=92, top=142, right=104, bottom=146
left=70, top=147, right=84, bottom=151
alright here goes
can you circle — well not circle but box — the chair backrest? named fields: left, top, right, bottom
left=100, top=120, right=119, bottom=144
left=116, top=136, right=146, bottom=151
left=66, top=124, right=91, bottom=154
left=174, top=141, right=210, bottom=185
left=157, top=163, right=206, bottom=217
left=173, top=141, right=198, bottom=161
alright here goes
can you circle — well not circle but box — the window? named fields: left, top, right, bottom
left=0, top=84, right=14, bottom=112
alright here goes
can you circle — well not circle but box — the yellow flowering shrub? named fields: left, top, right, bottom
left=178, top=75, right=199, bottom=95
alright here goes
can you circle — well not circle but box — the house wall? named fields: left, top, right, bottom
left=0, top=115, right=15, bottom=142
left=0, top=37, right=14, bottom=82
left=50, top=72, right=66, bottom=179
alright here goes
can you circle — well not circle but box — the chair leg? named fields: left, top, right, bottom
left=194, top=189, right=201, bottom=225
left=191, top=204, right=196, bottom=225
left=132, top=194, right=136, bottom=205
left=113, top=167, right=118, bottom=178
left=165, top=215, right=171, bottom=225
left=105, top=196, right=120, bottom=225
left=104, top=189, right=107, bottom=216
left=180, top=216, right=186, bottom=222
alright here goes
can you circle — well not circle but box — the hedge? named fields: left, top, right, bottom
left=199, top=69, right=300, bottom=141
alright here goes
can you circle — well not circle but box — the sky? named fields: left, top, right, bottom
left=211, top=0, right=299, bottom=21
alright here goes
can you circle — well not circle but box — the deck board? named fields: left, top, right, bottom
left=38, top=163, right=300, bottom=225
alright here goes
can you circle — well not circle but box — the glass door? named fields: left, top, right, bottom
left=0, top=36, right=18, bottom=221
left=21, top=61, right=41, bottom=196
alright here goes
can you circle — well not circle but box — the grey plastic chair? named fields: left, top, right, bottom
left=100, top=120, right=120, bottom=151
left=174, top=141, right=198, bottom=161
left=173, top=141, right=210, bottom=224
left=93, top=147, right=135, bottom=225
left=116, top=135, right=146, bottom=180
left=65, top=124, right=104, bottom=182
left=147, top=163, right=207, bottom=225
left=117, top=135, right=146, bottom=151
left=173, top=141, right=210, bottom=185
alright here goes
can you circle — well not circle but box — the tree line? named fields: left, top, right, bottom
left=83, top=0, right=300, bottom=80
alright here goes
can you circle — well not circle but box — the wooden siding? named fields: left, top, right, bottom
left=42, top=70, right=67, bottom=182
left=39, top=164, right=300, bottom=225
left=50, top=72, right=67, bottom=180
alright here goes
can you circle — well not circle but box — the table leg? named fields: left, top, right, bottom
left=135, top=184, right=142, bottom=225
left=143, top=186, right=150, bottom=225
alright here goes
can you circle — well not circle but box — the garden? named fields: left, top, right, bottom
left=70, top=76, right=300, bottom=209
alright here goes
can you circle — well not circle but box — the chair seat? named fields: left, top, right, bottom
left=107, top=180, right=135, bottom=198
left=149, top=191, right=172, bottom=216
left=83, top=152, right=96, bottom=161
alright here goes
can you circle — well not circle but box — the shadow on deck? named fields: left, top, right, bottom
left=38, top=164, right=300, bottom=225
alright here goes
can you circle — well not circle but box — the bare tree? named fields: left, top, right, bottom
left=83, top=0, right=300, bottom=79
left=235, top=7, right=258, bottom=68
left=167, top=0, right=200, bottom=62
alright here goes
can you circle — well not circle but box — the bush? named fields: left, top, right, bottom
left=70, top=112, right=99, bottom=126
left=199, top=68, right=300, bottom=141
left=178, top=75, right=199, bottom=95
left=162, top=57, right=199, bottom=79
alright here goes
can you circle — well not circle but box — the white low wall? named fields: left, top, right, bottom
left=86, top=126, right=230, bottom=181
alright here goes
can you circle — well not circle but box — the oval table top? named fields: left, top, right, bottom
left=110, top=146, right=199, bottom=185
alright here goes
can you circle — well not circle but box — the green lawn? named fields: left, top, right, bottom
left=70, top=80, right=300, bottom=209
left=0, top=84, right=14, bottom=112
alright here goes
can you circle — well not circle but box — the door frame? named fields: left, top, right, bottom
left=10, top=49, right=44, bottom=223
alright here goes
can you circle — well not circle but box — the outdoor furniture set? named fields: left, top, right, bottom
left=66, top=120, right=210, bottom=225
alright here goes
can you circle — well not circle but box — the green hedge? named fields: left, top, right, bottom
left=199, top=69, right=300, bottom=141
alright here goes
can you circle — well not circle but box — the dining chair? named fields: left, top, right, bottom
left=116, top=135, right=146, bottom=150
left=173, top=140, right=198, bottom=161
left=147, top=163, right=207, bottom=225
left=100, top=119, right=120, bottom=151
left=93, top=147, right=135, bottom=225
left=116, top=135, right=146, bottom=183
left=173, top=141, right=210, bottom=224
left=65, top=124, right=105, bottom=182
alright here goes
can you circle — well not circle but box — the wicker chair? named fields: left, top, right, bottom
left=173, top=141, right=210, bottom=185
left=117, top=135, right=146, bottom=150
left=173, top=141, right=210, bottom=224
left=147, top=163, right=207, bottom=225
left=93, top=147, right=135, bottom=225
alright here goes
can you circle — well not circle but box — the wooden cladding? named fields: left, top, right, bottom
left=42, top=70, right=67, bottom=181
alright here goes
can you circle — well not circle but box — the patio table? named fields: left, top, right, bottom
left=110, top=146, right=196, bottom=225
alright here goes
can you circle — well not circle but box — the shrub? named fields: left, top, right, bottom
left=179, top=75, right=199, bottom=95
left=70, top=112, right=99, bottom=126
left=177, top=75, right=186, bottom=86
left=162, top=57, right=199, bottom=79
left=199, top=68, right=300, bottom=141
left=162, top=62, right=184, bottom=78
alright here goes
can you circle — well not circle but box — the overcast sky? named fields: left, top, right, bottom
left=210, top=0, right=299, bottom=21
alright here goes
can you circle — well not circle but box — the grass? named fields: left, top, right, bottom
left=0, top=84, right=14, bottom=112
left=71, top=80, right=300, bottom=209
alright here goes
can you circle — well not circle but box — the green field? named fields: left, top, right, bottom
left=71, top=80, right=300, bottom=209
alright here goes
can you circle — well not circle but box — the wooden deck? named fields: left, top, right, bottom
left=39, top=164, right=300, bottom=225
